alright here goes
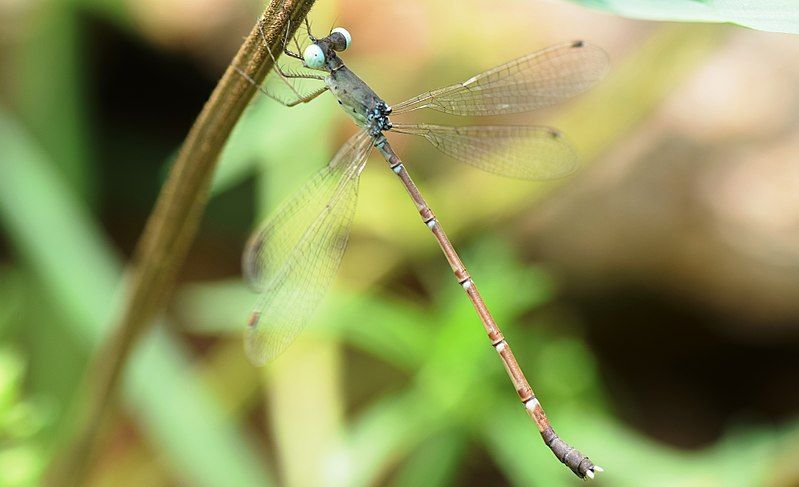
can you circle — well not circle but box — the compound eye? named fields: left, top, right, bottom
left=303, top=44, right=325, bottom=68
left=331, top=27, right=351, bottom=50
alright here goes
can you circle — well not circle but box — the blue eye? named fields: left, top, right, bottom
left=303, top=44, right=325, bottom=68
left=331, top=27, right=351, bottom=50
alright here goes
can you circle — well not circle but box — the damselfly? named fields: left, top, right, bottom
left=237, top=21, right=609, bottom=479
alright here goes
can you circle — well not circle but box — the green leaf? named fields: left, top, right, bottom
left=569, top=0, right=799, bottom=34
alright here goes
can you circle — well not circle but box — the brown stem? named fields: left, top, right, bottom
left=46, top=1, right=316, bottom=485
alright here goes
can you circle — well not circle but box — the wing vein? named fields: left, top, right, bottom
left=392, top=124, right=578, bottom=180
left=392, top=41, right=609, bottom=116
left=243, top=131, right=373, bottom=364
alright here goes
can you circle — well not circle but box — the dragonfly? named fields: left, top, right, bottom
left=237, top=21, right=609, bottom=479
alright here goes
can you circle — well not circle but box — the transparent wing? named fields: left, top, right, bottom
left=243, top=130, right=373, bottom=365
left=391, top=123, right=578, bottom=180
left=391, top=41, right=608, bottom=116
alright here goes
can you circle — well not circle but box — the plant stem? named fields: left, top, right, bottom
left=47, top=1, right=316, bottom=484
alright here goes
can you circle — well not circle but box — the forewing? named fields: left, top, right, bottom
left=392, top=41, right=608, bottom=116
left=243, top=131, right=373, bottom=364
left=392, top=124, right=578, bottom=180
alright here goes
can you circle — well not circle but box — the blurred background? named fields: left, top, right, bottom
left=1, top=0, right=799, bottom=485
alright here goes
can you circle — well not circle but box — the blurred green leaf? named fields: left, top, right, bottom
left=391, top=431, right=468, bottom=487
left=13, top=1, right=92, bottom=200
left=265, top=338, right=344, bottom=487
left=433, top=238, right=554, bottom=319
left=335, top=239, right=568, bottom=484
left=480, top=399, right=569, bottom=486
left=176, top=282, right=431, bottom=369
left=0, top=348, right=25, bottom=417
left=0, top=109, right=273, bottom=486
left=340, top=234, right=799, bottom=486
left=127, top=327, right=275, bottom=487
left=0, top=112, right=118, bottom=338
left=0, top=346, right=48, bottom=486
left=0, top=268, right=24, bottom=339
left=174, top=224, right=799, bottom=485
left=174, top=280, right=254, bottom=334
left=323, top=292, right=430, bottom=370
left=341, top=390, right=442, bottom=487
left=75, top=0, right=134, bottom=31
left=0, top=445, right=44, bottom=487
left=214, top=86, right=337, bottom=204
left=568, top=0, right=799, bottom=34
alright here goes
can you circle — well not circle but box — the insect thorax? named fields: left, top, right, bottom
left=366, top=101, right=393, bottom=136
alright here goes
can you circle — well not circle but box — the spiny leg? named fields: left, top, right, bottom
left=287, top=17, right=314, bottom=58
left=279, top=19, right=305, bottom=61
left=231, top=17, right=321, bottom=100
left=283, top=34, right=304, bottom=61
left=290, top=31, right=304, bottom=60
left=257, top=22, right=326, bottom=100
left=232, top=65, right=328, bottom=107
left=283, top=45, right=304, bottom=61
left=303, top=17, right=314, bottom=41
left=232, top=18, right=327, bottom=108
left=275, top=86, right=328, bottom=107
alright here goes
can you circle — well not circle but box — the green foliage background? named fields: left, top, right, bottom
left=1, top=0, right=798, bottom=485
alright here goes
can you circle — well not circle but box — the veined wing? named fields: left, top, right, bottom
left=391, top=124, right=578, bottom=180
left=243, top=130, right=373, bottom=365
left=392, top=41, right=608, bottom=116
